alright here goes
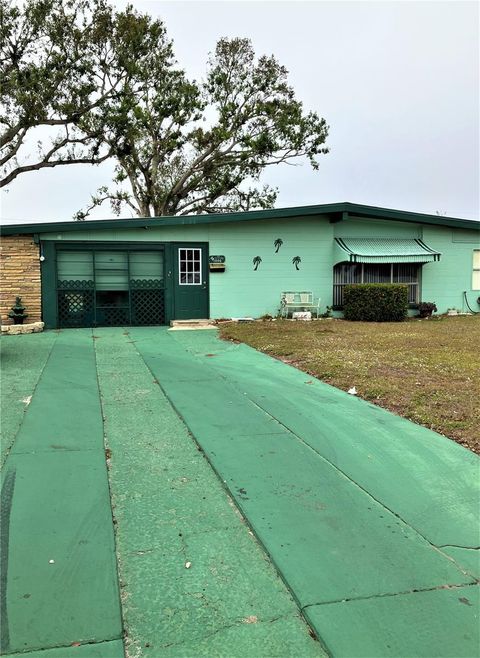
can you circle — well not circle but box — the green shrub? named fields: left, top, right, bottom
left=343, top=284, right=408, bottom=322
left=417, top=302, right=437, bottom=318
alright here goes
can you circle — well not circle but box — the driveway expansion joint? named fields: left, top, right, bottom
left=301, top=580, right=480, bottom=609
left=4, top=635, right=125, bottom=657
left=438, top=544, right=480, bottom=550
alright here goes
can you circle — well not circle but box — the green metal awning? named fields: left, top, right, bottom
left=334, top=238, right=442, bottom=264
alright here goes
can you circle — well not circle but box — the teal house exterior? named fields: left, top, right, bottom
left=1, top=203, right=479, bottom=329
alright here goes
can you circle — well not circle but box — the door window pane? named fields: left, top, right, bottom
left=179, top=248, right=201, bottom=285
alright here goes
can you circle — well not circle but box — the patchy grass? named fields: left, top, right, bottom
left=219, top=316, right=480, bottom=455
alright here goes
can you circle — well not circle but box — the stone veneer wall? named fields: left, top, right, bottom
left=0, top=235, right=41, bottom=324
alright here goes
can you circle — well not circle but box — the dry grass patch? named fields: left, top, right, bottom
left=219, top=316, right=480, bottom=454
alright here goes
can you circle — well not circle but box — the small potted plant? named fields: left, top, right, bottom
left=417, top=302, right=437, bottom=318
left=8, top=296, right=28, bottom=324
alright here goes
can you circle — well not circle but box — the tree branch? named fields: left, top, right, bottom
left=0, top=126, right=27, bottom=167
left=1, top=150, right=112, bottom=188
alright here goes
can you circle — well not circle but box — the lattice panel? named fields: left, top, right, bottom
left=130, top=278, right=163, bottom=289
left=58, top=279, right=94, bottom=290
left=131, top=289, right=165, bottom=325
left=57, top=279, right=166, bottom=327
left=96, top=307, right=130, bottom=327
left=58, top=290, right=95, bottom=327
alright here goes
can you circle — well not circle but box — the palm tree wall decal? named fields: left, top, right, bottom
left=274, top=238, right=283, bottom=253
left=253, top=256, right=262, bottom=271
left=292, top=256, right=301, bottom=270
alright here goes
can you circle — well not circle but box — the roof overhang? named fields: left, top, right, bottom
left=0, top=202, right=478, bottom=236
left=334, top=238, right=442, bottom=264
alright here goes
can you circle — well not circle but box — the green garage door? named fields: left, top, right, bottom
left=56, top=248, right=166, bottom=327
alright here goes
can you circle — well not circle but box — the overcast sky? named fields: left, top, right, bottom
left=1, top=0, right=479, bottom=224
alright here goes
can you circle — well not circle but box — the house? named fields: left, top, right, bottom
left=1, top=202, right=479, bottom=328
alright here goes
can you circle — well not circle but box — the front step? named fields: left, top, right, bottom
left=169, top=319, right=216, bottom=330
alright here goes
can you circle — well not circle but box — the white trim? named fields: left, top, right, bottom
left=473, top=250, right=480, bottom=290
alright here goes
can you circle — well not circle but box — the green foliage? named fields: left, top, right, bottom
left=321, top=305, right=333, bottom=318
left=1, top=0, right=168, bottom=186
left=343, top=284, right=408, bottom=322
left=1, top=1, right=329, bottom=217
left=417, top=302, right=438, bottom=318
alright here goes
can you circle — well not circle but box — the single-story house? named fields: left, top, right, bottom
left=1, top=202, right=479, bottom=328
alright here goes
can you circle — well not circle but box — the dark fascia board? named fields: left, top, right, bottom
left=1, top=202, right=478, bottom=235
left=342, top=203, right=479, bottom=231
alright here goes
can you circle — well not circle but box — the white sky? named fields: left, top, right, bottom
left=1, top=0, right=479, bottom=224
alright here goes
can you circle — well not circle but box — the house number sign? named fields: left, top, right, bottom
left=209, top=255, right=226, bottom=271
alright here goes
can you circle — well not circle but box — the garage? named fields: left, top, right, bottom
left=50, top=242, right=208, bottom=328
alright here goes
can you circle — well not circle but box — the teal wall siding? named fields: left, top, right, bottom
left=205, top=219, right=332, bottom=318
left=41, top=215, right=479, bottom=318
left=42, top=217, right=334, bottom=318
left=421, top=226, right=480, bottom=313
left=334, top=218, right=421, bottom=239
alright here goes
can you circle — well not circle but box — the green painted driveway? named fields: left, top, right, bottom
left=1, top=332, right=122, bottom=657
left=1, top=327, right=479, bottom=658
left=131, top=327, right=479, bottom=657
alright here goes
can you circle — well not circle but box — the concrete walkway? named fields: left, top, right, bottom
left=1, top=327, right=479, bottom=657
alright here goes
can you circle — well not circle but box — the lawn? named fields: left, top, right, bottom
left=219, top=315, right=480, bottom=455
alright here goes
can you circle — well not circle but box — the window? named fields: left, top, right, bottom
left=94, top=251, right=128, bottom=291
left=129, top=251, right=164, bottom=285
left=473, top=251, right=480, bottom=290
left=333, top=263, right=421, bottom=307
left=179, top=248, right=201, bottom=285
